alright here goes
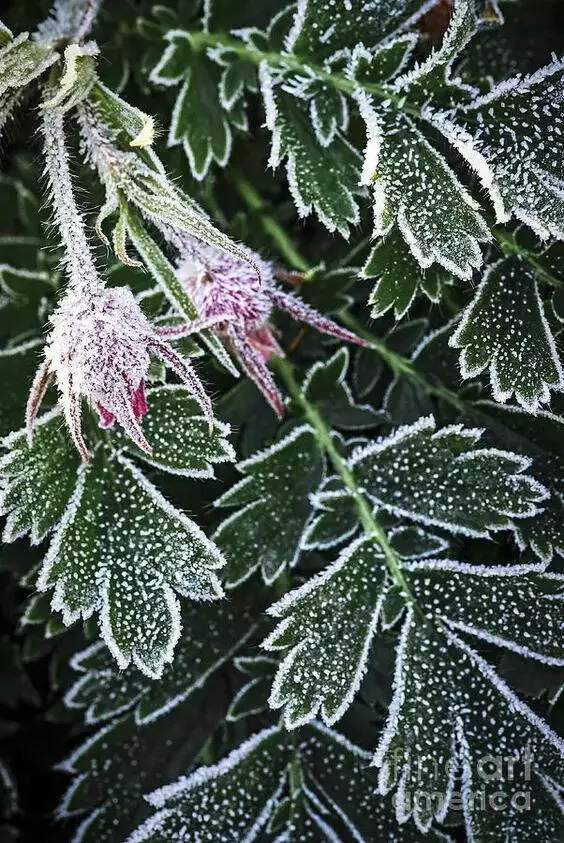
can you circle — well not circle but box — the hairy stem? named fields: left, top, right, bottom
left=273, top=355, right=415, bottom=604
left=41, top=101, right=103, bottom=296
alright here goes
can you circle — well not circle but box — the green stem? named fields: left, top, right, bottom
left=189, top=31, right=422, bottom=119
left=234, top=176, right=309, bottom=271
left=273, top=356, right=415, bottom=604
left=493, top=228, right=563, bottom=289
left=339, top=311, right=468, bottom=414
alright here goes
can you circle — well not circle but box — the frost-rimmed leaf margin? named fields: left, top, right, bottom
left=213, top=423, right=325, bottom=588
left=449, top=257, right=564, bottom=412
left=263, top=535, right=388, bottom=729
left=0, top=406, right=78, bottom=545
left=36, top=447, right=226, bottom=679
left=348, top=414, right=549, bottom=538
left=124, top=724, right=288, bottom=843
left=118, top=384, right=236, bottom=479
left=64, top=603, right=257, bottom=726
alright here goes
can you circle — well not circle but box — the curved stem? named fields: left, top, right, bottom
left=190, top=31, right=422, bottom=119
left=273, top=355, right=416, bottom=606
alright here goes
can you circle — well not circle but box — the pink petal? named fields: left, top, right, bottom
left=150, top=339, right=214, bottom=425
left=132, top=380, right=148, bottom=420
left=226, top=322, right=284, bottom=418
left=248, top=325, right=284, bottom=361
left=271, top=289, right=372, bottom=348
left=114, top=389, right=153, bottom=455
left=97, top=403, right=116, bottom=428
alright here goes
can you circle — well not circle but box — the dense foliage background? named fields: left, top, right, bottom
left=0, top=1, right=563, bottom=841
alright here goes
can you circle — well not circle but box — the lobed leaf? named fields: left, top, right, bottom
left=150, top=30, right=231, bottom=179
left=433, top=57, right=564, bottom=240
left=350, top=415, right=547, bottom=537
left=363, top=228, right=447, bottom=319
left=264, top=536, right=388, bottom=728
left=375, top=607, right=564, bottom=839
left=261, top=63, right=362, bottom=237
left=0, top=409, right=79, bottom=544
left=302, top=348, right=385, bottom=430
left=214, top=425, right=325, bottom=587
left=126, top=725, right=290, bottom=842
left=117, top=385, right=235, bottom=477
left=357, top=96, right=490, bottom=279
left=286, top=0, right=433, bottom=60
left=38, top=447, right=225, bottom=678
left=450, top=256, right=563, bottom=410
left=65, top=592, right=257, bottom=725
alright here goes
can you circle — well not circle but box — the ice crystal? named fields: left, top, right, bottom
left=27, top=286, right=211, bottom=460
left=170, top=236, right=370, bottom=416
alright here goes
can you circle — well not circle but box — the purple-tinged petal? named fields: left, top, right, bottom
left=26, top=358, right=53, bottom=445
left=155, top=314, right=231, bottom=338
left=150, top=339, right=213, bottom=425
left=271, top=289, right=372, bottom=348
left=64, top=391, right=90, bottom=463
left=97, top=404, right=116, bottom=429
left=226, top=322, right=284, bottom=418
left=113, top=389, right=153, bottom=456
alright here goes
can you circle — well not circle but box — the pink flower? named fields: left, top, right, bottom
left=157, top=239, right=371, bottom=416
left=27, top=286, right=211, bottom=460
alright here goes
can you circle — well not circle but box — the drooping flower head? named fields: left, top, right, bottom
left=27, top=286, right=211, bottom=460
left=159, top=237, right=371, bottom=416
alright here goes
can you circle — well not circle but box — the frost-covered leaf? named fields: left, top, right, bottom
left=302, top=348, right=385, bottom=430
left=347, top=36, right=418, bottom=86
left=150, top=30, right=231, bottom=179
left=302, top=722, right=443, bottom=842
left=214, top=425, right=324, bottom=587
left=41, top=42, right=98, bottom=113
left=302, top=481, right=358, bottom=550
left=65, top=593, right=256, bottom=725
left=388, top=526, right=448, bottom=559
left=375, top=601, right=564, bottom=838
left=127, top=725, right=290, bottom=842
left=261, top=63, right=362, bottom=237
left=350, top=415, right=547, bottom=537
left=357, top=97, right=489, bottom=279
left=405, top=560, right=564, bottom=661
left=58, top=697, right=223, bottom=843
left=450, top=256, right=563, bottom=410
left=38, top=447, right=225, bottom=677
left=209, top=44, right=257, bottom=112
left=116, top=386, right=234, bottom=477
left=264, top=536, right=388, bottom=728
left=227, top=655, right=276, bottom=722
left=303, top=79, right=348, bottom=148
left=0, top=409, right=78, bottom=544
left=0, top=32, right=58, bottom=99
left=127, top=719, right=434, bottom=843
left=286, top=0, right=432, bottom=59
left=474, top=400, right=564, bottom=562
left=394, top=0, right=480, bottom=107
left=434, top=57, right=564, bottom=240
left=363, top=228, right=447, bottom=319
